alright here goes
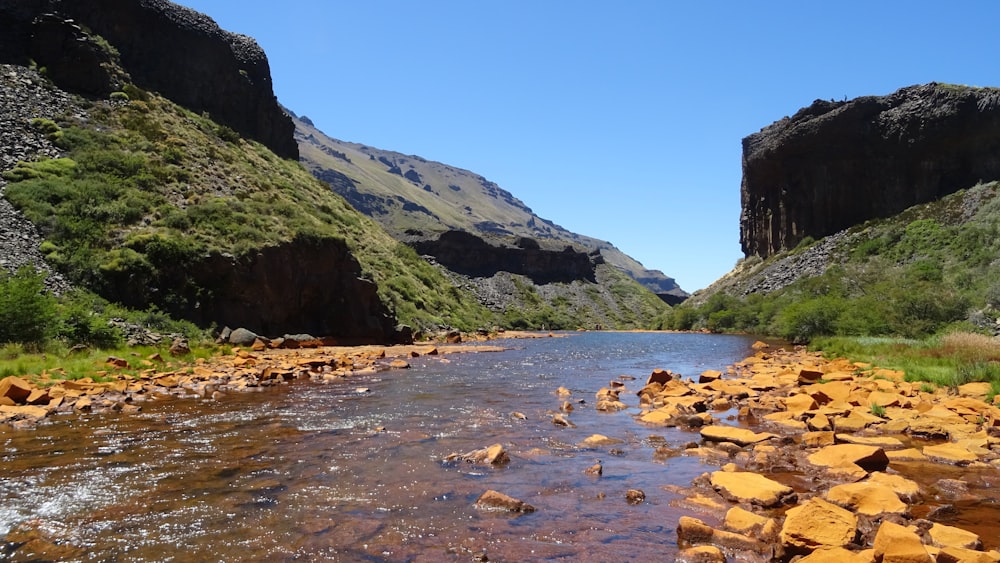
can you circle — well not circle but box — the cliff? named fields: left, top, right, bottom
left=0, top=0, right=297, bottom=160
left=740, top=83, right=1000, bottom=258
left=410, top=231, right=600, bottom=284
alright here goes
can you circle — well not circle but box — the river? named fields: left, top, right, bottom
left=1, top=332, right=766, bottom=561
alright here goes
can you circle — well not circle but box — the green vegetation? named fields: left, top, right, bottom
left=813, top=333, right=1000, bottom=401
left=4, top=86, right=495, bottom=334
left=658, top=182, right=1000, bottom=395
left=659, top=182, right=1000, bottom=342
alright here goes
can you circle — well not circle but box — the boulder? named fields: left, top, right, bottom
left=780, top=498, right=858, bottom=554
left=710, top=470, right=796, bottom=507
left=700, top=425, right=776, bottom=447
left=474, top=490, right=534, bottom=513
left=229, top=327, right=259, bottom=346
left=872, top=521, right=933, bottom=563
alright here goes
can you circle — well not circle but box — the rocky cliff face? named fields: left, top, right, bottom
left=741, top=83, right=1000, bottom=258
left=0, top=0, right=297, bottom=159
left=411, top=231, right=601, bottom=284
left=142, top=237, right=397, bottom=343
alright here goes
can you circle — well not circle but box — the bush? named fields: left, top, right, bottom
left=0, top=267, right=58, bottom=346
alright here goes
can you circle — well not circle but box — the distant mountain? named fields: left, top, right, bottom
left=291, top=110, right=688, bottom=305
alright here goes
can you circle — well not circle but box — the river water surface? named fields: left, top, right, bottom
left=2, top=332, right=778, bottom=561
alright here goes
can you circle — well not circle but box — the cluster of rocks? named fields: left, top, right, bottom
left=0, top=63, right=78, bottom=293
left=0, top=341, right=502, bottom=429
left=625, top=342, right=1000, bottom=561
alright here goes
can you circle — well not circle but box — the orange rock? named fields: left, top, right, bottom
left=700, top=425, right=776, bottom=447
left=677, top=516, right=765, bottom=552
left=781, top=498, right=858, bottom=554
left=710, top=470, right=795, bottom=507
left=796, top=547, right=870, bottom=562
left=825, top=481, right=908, bottom=516
left=785, top=393, right=819, bottom=413
left=928, top=522, right=982, bottom=550
left=807, top=443, right=889, bottom=473
left=0, top=376, right=33, bottom=403
left=647, top=368, right=674, bottom=385
left=873, top=521, right=933, bottom=563
left=923, top=442, right=980, bottom=465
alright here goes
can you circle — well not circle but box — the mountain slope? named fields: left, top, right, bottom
left=292, top=111, right=688, bottom=303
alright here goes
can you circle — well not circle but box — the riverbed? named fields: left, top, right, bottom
left=1, top=332, right=761, bottom=561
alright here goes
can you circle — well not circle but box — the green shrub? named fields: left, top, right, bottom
left=0, top=267, right=58, bottom=346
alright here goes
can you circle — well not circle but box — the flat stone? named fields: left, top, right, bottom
left=710, top=470, right=795, bottom=507
left=781, top=498, right=858, bottom=554
left=957, top=382, right=992, bottom=400
left=835, top=434, right=905, bottom=449
left=723, top=506, right=778, bottom=540
left=677, top=516, right=765, bottom=552
left=867, top=472, right=922, bottom=503
left=676, top=545, right=726, bottom=563
left=886, top=448, right=928, bottom=462
left=825, top=481, right=908, bottom=516
left=802, top=431, right=836, bottom=448
left=923, top=442, right=980, bottom=465
left=936, top=546, right=999, bottom=563
left=700, top=425, right=776, bottom=447
left=807, top=443, right=889, bottom=473
left=873, top=521, right=933, bottom=563
left=785, top=393, right=819, bottom=413
left=928, top=522, right=982, bottom=550
left=0, top=404, right=49, bottom=419
left=580, top=434, right=623, bottom=447
left=796, top=547, right=871, bottom=563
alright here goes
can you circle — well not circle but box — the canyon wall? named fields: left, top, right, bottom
left=741, top=83, right=1000, bottom=258
left=0, top=0, right=297, bottom=159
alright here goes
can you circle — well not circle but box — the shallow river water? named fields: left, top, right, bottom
left=2, top=332, right=997, bottom=561
left=2, top=332, right=761, bottom=561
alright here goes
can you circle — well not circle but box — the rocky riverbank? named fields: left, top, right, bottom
left=622, top=342, right=1000, bottom=562
left=0, top=337, right=516, bottom=430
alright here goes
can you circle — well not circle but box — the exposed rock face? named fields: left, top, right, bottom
left=109, top=236, right=398, bottom=343
left=0, top=0, right=297, bottom=159
left=741, top=83, right=1000, bottom=258
left=411, top=230, right=600, bottom=284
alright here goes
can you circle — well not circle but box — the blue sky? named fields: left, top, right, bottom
left=179, top=1, right=1000, bottom=291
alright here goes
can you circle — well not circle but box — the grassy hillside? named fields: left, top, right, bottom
left=661, top=181, right=1000, bottom=341
left=3, top=85, right=495, bottom=333
left=293, top=113, right=687, bottom=301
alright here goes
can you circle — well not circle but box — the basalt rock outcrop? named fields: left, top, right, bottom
left=741, top=83, right=1000, bottom=258
left=0, top=0, right=297, bottom=159
left=113, top=236, right=399, bottom=343
left=411, top=230, right=600, bottom=284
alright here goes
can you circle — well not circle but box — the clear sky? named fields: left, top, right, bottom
left=178, top=1, right=1000, bottom=292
